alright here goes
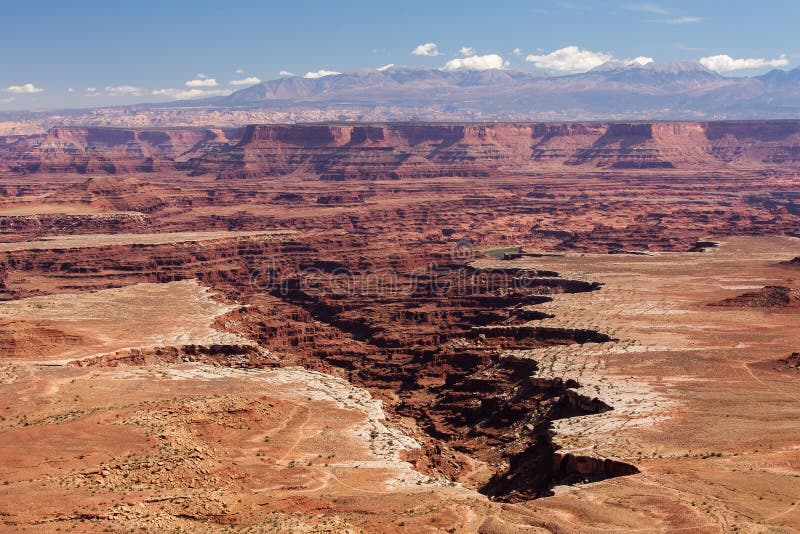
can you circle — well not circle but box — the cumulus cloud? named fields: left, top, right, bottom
left=185, top=78, right=218, bottom=87
left=229, top=76, right=261, bottom=86
left=279, top=70, right=295, bottom=77
left=411, top=42, right=440, bottom=56
left=526, top=46, right=613, bottom=72
left=458, top=47, right=475, bottom=56
left=303, top=69, right=341, bottom=79
left=5, top=83, right=44, bottom=94
left=152, top=88, right=232, bottom=100
left=85, top=87, right=99, bottom=97
left=105, top=85, right=143, bottom=97
left=524, top=46, right=653, bottom=72
left=699, top=54, right=789, bottom=72
left=512, top=48, right=523, bottom=56
left=376, top=64, right=395, bottom=71
left=441, top=54, right=508, bottom=71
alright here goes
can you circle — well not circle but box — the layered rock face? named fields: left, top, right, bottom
left=206, top=121, right=800, bottom=179
left=1, top=127, right=240, bottom=174
left=3, top=121, right=800, bottom=178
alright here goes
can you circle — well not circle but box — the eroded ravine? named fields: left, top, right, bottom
left=0, top=231, right=639, bottom=502
left=220, top=254, right=638, bottom=501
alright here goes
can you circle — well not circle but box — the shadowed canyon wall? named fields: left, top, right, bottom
left=3, top=121, right=800, bottom=178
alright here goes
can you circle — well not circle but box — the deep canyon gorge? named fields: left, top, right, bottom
left=0, top=121, right=798, bottom=532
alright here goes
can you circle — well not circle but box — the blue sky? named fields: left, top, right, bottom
left=2, top=0, right=798, bottom=110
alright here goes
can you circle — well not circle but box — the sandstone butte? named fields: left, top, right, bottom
left=0, top=121, right=798, bottom=532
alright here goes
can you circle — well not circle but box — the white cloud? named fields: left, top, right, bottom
left=441, top=54, right=508, bottom=71
left=699, top=54, right=789, bottom=72
left=658, top=16, right=702, bottom=24
left=229, top=76, right=261, bottom=86
left=5, top=83, right=44, bottom=94
left=411, top=42, right=440, bottom=56
left=185, top=78, right=218, bottom=87
left=196, top=73, right=209, bottom=79
left=512, top=48, right=523, bottom=56
left=458, top=47, right=475, bottom=57
left=376, top=64, right=395, bottom=72
left=235, top=68, right=245, bottom=75
left=105, top=85, right=143, bottom=97
left=303, top=69, right=341, bottom=79
left=279, top=70, right=295, bottom=77
left=152, top=88, right=232, bottom=100
left=526, top=46, right=613, bottom=72
left=67, top=87, right=75, bottom=93
left=85, top=87, right=99, bottom=97
left=525, top=46, right=654, bottom=72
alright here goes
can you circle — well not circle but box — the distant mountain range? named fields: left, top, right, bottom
left=195, top=61, right=800, bottom=119
left=1, top=62, right=799, bottom=133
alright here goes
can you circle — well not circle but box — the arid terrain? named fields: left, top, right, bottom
left=0, top=121, right=798, bottom=532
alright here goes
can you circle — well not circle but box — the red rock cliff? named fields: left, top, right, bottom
left=3, top=121, right=800, bottom=178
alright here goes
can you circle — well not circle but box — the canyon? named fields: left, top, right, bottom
left=0, top=121, right=798, bottom=532
left=3, top=121, right=800, bottom=179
